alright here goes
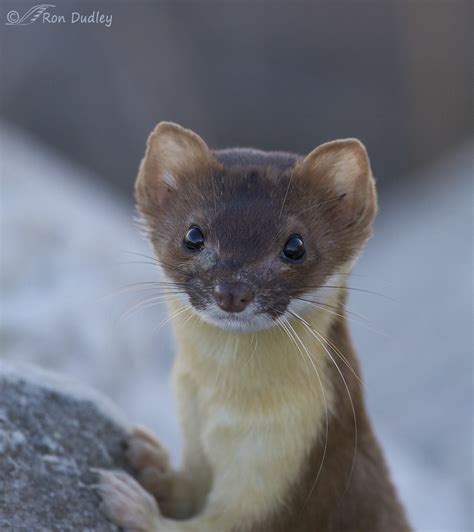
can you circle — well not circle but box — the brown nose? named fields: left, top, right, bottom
left=213, top=282, right=255, bottom=313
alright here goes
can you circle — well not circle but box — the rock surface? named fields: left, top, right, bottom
left=0, top=365, right=129, bottom=531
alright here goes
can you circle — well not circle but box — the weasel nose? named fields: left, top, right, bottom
left=213, top=282, right=255, bottom=313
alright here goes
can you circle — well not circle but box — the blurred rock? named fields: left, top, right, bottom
left=0, top=123, right=179, bottom=459
left=0, top=363, right=128, bottom=531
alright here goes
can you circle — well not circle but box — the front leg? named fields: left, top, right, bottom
left=124, top=426, right=199, bottom=519
left=98, top=412, right=303, bottom=532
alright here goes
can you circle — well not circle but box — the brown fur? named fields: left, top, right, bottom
left=242, top=299, right=410, bottom=531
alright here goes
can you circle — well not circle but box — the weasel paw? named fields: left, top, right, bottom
left=125, top=426, right=170, bottom=472
left=125, top=426, right=172, bottom=499
left=96, top=469, right=161, bottom=531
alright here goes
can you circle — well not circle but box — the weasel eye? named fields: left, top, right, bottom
left=282, top=235, right=306, bottom=262
left=183, top=225, right=205, bottom=251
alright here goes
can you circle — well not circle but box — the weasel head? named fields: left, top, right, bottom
left=135, top=122, right=377, bottom=333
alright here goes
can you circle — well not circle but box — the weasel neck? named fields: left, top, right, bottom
left=168, top=288, right=346, bottom=391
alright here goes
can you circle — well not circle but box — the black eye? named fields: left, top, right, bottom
left=183, top=225, right=205, bottom=251
left=282, top=234, right=306, bottom=262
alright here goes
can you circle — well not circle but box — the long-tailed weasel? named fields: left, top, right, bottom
left=97, top=122, right=411, bottom=531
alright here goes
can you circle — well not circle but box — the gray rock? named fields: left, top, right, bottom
left=0, top=364, right=130, bottom=531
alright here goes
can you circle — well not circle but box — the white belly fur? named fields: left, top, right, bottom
left=170, top=293, right=339, bottom=527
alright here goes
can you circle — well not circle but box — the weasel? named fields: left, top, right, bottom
left=97, top=122, right=411, bottom=531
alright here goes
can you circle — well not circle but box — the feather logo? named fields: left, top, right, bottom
left=6, top=4, right=55, bottom=25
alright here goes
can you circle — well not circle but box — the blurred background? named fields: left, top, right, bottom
left=1, top=1, right=472, bottom=530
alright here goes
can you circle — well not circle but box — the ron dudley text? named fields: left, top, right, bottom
left=43, top=10, right=113, bottom=28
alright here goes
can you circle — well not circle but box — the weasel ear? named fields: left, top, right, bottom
left=298, top=139, right=377, bottom=226
left=135, top=122, right=217, bottom=209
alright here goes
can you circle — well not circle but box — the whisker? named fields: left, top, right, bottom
left=292, top=307, right=363, bottom=385
left=289, top=310, right=357, bottom=504
left=118, top=299, right=171, bottom=323
left=212, top=332, right=232, bottom=394
left=275, top=316, right=309, bottom=379
left=155, top=304, right=192, bottom=332
left=299, top=193, right=347, bottom=215
left=278, top=174, right=294, bottom=221
left=120, top=250, right=188, bottom=275
left=246, top=334, right=259, bottom=365
left=233, top=334, right=240, bottom=364
left=303, top=285, right=394, bottom=301
left=300, top=190, right=375, bottom=216
left=119, top=260, right=162, bottom=267
left=302, top=271, right=366, bottom=279
left=280, top=316, right=329, bottom=506
left=102, top=281, right=187, bottom=299
left=118, top=280, right=187, bottom=288
left=294, top=297, right=370, bottom=322
left=117, top=292, right=186, bottom=323
left=293, top=298, right=387, bottom=337
left=119, top=249, right=161, bottom=262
